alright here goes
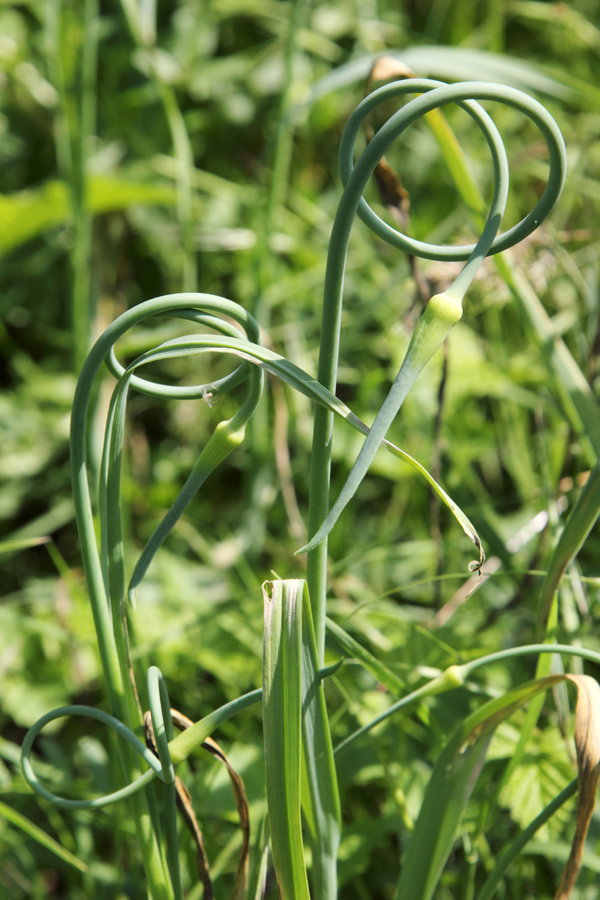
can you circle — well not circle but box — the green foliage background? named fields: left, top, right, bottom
left=1, top=1, right=600, bottom=898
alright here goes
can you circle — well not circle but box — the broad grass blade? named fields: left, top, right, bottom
left=262, top=579, right=311, bottom=900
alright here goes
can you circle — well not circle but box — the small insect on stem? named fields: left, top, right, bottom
left=201, top=385, right=222, bottom=408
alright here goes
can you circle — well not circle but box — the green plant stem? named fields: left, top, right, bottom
left=477, top=780, right=578, bottom=900
left=336, top=643, right=600, bottom=754
left=306, top=79, right=565, bottom=664
left=69, top=294, right=262, bottom=899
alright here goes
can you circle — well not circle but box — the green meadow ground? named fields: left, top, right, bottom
left=1, top=1, right=600, bottom=898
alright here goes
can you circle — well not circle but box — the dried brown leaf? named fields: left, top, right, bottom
left=171, top=709, right=250, bottom=900
left=369, top=56, right=415, bottom=85
left=144, top=708, right=250, bottom=900
left=554, top=675, right=600, bottom=899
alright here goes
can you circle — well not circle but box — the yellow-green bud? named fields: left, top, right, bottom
left=427, top=291, right=463, bottom=327
left=422, top=664, right=466, bottom=698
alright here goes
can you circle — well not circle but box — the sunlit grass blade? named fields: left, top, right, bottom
left=0, top=536, right=50, bottom=555
left=262, top=579, right=311, bottom=900
left=300, top=586, right=340, bottom=900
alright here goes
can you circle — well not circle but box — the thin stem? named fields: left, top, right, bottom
left=306, top=80, right=566, bottom=663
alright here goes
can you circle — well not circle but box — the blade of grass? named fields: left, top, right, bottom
left=325, top=616, right=406, bottom=695
left=262, top=579, right=311, bottom=900
left=538, top=461, right=600, bottom=630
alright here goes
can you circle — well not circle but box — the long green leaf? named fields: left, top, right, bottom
left=301, top=587, right=340, bottom=900
left=538, top=460, right=600, bottom=629
left=262, top=579, right=311, bottom=900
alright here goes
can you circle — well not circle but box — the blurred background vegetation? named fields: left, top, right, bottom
left=1, top=0, right=600, bottom=898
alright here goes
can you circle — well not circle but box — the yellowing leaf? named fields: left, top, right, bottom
left=554, top=675, right=600, bottom=899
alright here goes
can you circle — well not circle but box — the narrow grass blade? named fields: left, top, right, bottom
left=325, top=617, right=406, bottom=695
left=477, top=780, right=578, bottom=900
left=301, top=586, right=341, bottom=900
left=0, top=800, right=88, bottom=872
left=538, top=461, right=600, bottom=629
left=262, top=579, right=311, bottom=900
left=0, top=536, right=50, bottom=555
